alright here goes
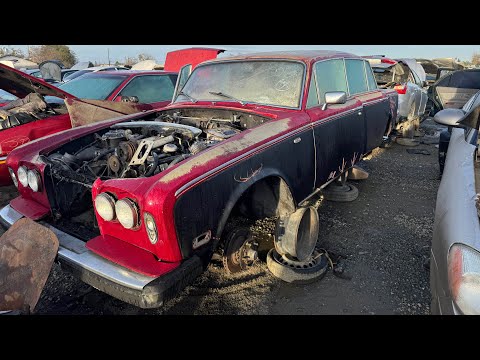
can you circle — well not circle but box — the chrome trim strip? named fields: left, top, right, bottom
left=174, top=107, right=362, bottom=197
left=363, top=98, right=387, bottom=106
left=0, top=204, right=24, bottom=225
left=0, top=205, right=154, bottom=291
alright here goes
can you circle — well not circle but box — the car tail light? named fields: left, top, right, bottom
left=394, top=84, right=408, bottom=95
left=381, top=58, right=397, bottom=65
left=115, top=198, right=140, bottom=229
left=27, top=169, right=42, bottom=192
left=448, top=244, right=480, bottom=314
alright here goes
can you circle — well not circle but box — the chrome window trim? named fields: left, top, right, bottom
left=112, top=73, right=178, bottom=102
left=173, top=59, right=307, bottom=110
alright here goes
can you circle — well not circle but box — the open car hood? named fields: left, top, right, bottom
left=0, top=63, right=74, bottom=99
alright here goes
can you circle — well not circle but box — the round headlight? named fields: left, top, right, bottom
left=8, top=167, right=18, bottom=188
left=144, top=212, right=158, bottom=244
left=115, top=198, right=139, bottom=229
left=27, top=169, right=42, bottom=192
left=17, top=166, right=28, bottom=187
left=94, top=193, right=116, bottom=221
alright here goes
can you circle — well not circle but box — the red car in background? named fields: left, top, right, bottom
left=0, top=48, right=223, bottom=186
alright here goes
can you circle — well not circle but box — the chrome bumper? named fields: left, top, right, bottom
left=0, top=204, right=203, bottom=308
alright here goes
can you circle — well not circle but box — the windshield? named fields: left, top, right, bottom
left=175, top=60, right=305, bottom=108
left=59, top=74, right=128, bottom=100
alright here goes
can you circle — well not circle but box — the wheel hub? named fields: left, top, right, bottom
left=274, top=249, right=323, bottom=269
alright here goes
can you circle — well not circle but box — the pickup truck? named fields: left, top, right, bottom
left=0, top=51, right=398, bottom=308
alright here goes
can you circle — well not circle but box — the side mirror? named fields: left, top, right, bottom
left=121, top=95, right=139, bottom=103
left=433, top=108, right=465, bottom=127
left=322, top=91, right=347, bottom=110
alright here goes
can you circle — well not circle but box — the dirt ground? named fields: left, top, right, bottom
left=0, top=119, right=445, bottom=315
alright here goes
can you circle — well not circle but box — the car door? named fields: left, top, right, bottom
left=435, top=70, right=480, bottom=110
left=361, top=60, right=391, bottom=151
left=115, top=74, right=178, bottom=110
left=306, top=58, right=366, bottom=188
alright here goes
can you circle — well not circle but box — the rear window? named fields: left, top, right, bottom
left=59, top=74, right=128, bottom=100
left=441, top=71, right=480, bottom=89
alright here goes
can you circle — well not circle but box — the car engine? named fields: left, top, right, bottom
left=42, top=109, right=268, bottom=227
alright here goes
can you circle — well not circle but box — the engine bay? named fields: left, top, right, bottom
left=42, top=108, right=269, bottom=224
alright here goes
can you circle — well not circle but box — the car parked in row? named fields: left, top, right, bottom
left=430, top=91, right=480, bottom=314
left=427, top=68, right=480, bottom=117
left=0, top=66, right=176, bottom=186
left=0, top=50, right=398, bottom=308
left=365, top=56, right=428, bottom=138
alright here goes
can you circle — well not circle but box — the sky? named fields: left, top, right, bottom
left=7, top=45, right=480, bottom=64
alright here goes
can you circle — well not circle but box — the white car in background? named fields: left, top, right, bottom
left=62, top=65, right=129, bottom=83
left=366, top=56, right=429, bottom=138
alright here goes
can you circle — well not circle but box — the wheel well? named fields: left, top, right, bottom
left=233, top=176, right=296, bottom=220
left=216, top=176, right=296, bottom=242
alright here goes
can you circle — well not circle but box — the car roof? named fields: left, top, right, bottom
left=206, top=50, right=361, bottom=63
left=81, top=70, right=177, bottom=76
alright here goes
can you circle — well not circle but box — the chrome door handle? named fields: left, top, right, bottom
left=293, top=137, right=301, bottom=144
left=358, top=111, right=363, bottom=116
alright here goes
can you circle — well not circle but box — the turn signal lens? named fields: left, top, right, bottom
left=448, top=244, right=480, bottom=315
left=144, top=212, right=158, bottom=244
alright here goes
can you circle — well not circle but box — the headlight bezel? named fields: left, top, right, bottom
left=8, top=167, right=18, bottom=188
left=27, top=169, right=42, bottom=192
left=115, top=198, right=140, bottom=230
left=94, top=192, right=117, bottom=222
left=17, top=166, right=29, bottom=188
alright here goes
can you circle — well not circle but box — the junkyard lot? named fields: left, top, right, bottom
left=0, top=123, right=440, bottom=314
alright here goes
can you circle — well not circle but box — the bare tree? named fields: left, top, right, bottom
left=29, top=45, right=78, bottom=67
left=0, top=46, right=25, bottom=58
left=137, top=53, right=155, bottom=62
left=472, top=52, right=480, bottom=66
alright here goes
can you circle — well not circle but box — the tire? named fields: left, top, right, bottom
left=322, top=183, right=359, bottom=202
left=266, top=248, right=328, bottom=284
left=222, top=227, right=258, bottom=274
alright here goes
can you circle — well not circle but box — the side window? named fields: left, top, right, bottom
left=119, top=75, right=178, bottom=103
left=345, top=59, right=368, bottom=95
left=364, top=62, right=377, bottom=91
left=173, top=64, right=192, bottom=99
left=314, top=59, right=348, bottom=103
left=306, top=72, right=319, bottom=108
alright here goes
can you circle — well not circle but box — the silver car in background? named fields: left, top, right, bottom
left=366, top=57, right=428, bottom=137
left=430, top=91, right=480, bottom=314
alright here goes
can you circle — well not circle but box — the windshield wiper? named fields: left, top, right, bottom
left=178, top=90, right=197, bottom=103
left=208, top=91, right=247, bottom=106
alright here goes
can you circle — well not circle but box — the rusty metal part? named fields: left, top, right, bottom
left=65, top=98, right=146, bottom=128
left=0, top=218, right=59, bottom=312
left=347, top=165, right=369, bottom=180
left=108, top=155, right=121, bottom=173
left=118, top=141, right=137, bottom=163
left=189, top=141, right=208, bottom=155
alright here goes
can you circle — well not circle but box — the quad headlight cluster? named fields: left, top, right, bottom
left=10, top=166, right=42, bottom=192
left=94, top=193, right=157, bottom=242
